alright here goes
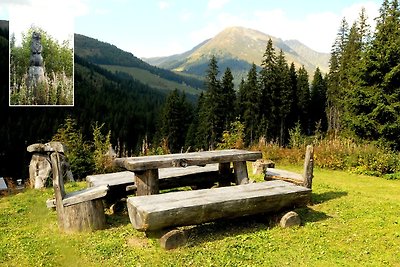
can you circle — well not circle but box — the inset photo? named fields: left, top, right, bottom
left=9, top=4, right=74, bottom=106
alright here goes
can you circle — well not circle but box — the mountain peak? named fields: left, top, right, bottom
left=145, top=26, right=330, bottom=83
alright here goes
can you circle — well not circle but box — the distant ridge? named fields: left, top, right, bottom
left=144, top=26, right=330, bottom=82
left=74, top=34, right=205, bottom=95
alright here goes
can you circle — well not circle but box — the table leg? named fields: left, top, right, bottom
left=135, top=169, right=159, bottom=195
left=233, top=161, right=249, bottom=185
left=218, top=162, right=231, bottom=187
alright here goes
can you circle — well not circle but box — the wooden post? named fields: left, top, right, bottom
left=233, top=161, right=249, bottom=185
left=302, top=145, right=314, bottom=189
left=218, top=163, right=231, bottom=187
left=50, top=152, right=67, bottom=229
left=135, top=169, right=159, bottom=195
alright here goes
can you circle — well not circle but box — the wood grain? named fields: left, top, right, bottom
left=115, top=149, right=262, bottom=171
left=127, top=180, right=311, bottom=231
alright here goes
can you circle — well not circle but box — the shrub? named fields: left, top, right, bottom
left=257, top=135, right=400, bottom=177
left=217, top=121, right=245, bottom=149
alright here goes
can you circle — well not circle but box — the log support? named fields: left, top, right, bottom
left=233, top=161, right=249, bottom=185
left=135, top=169, right=159, bottom=195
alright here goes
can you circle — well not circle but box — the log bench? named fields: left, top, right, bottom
left=86, top=163, right=228, bottom=193
left=46, top=142, right=108, bottom=232
left=47, top=164, right=232, bottom=208
left=264, top=145, right=314, bottom=188
left=127, top=180, right=311, bottom=231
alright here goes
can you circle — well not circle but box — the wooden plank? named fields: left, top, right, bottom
left=265, top=168, right=304, bottom=185
left=47, top=185, right=109, bottom=208
left=115, top=149, right=262, bottom=171
left=159, top=164, right=219, bottom=178
left=87, top=171, right=135, bottom=187
left=62, top=185, right=109, bottom=207
left=127, top=180, right=311, bottom=231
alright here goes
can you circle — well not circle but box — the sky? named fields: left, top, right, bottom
left=0, top=0, right=382, bottom=58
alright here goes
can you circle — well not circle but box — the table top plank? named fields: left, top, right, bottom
left=114, top=149, right=262, bottom=171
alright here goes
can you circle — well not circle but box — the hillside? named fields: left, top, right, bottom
left=145, top=26, right=330, bottom=82
left=74, top=34, right=205, bottom=95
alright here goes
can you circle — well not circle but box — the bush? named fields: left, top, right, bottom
left=256, top=136, right=400, bottom=177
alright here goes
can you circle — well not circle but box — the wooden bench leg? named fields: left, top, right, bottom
left=61, top=199, right=106, bottom=232
left=135, top=169, right=159, bottom=195
left=218, top=163, right=231, bottom=187
left=233, top=161, right=249, bottom=185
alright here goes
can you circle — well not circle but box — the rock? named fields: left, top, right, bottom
left=27, top=142, right=72, bottom=189
left=280, top=211, right=301, bottom=228
left=159, top=229, right=187, bottom=250
left=27, top=142, right=66, bottom=153
left=29, top=153, right=52, bottom=189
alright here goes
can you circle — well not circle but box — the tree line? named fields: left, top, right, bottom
left=158, top=0, right=400, bottom=152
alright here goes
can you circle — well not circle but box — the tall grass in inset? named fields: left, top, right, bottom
left=10, top=71, right=73, bottom=105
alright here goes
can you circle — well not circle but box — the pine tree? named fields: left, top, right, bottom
left=160, top=89, right=192, bottom=153
left=275, top=50, right=292, bottom=145
left=238, top=63, right=260, bottom=145
left=310, top=67, right=328, bottom=132
left=287, top=63, right=299, bottom=130
left=259, top=38, right=277, bottom=139
left=326, top=17, right=349, bottom=135
left=297, top=66, right=311, bottom=134
left=351, top=0, right=400, bottom=148
left=221, top=67, right=236, bottom=129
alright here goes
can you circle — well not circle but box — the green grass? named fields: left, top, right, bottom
left=100, top=64, right=202, bottom=96
left=1, top=167, right=400, bottom=266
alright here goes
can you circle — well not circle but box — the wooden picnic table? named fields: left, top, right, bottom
left=114, top=149, right=262, bottom=195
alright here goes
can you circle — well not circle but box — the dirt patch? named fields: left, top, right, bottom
left=126, top=236, right=150, bottom=248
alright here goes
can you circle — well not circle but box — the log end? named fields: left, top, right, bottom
left=160, top=229, right=187, bottom=250
left=280, top=211, right=301, bottom=228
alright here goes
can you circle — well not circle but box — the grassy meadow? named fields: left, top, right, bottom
left=1, top=165, right=399, bottom=267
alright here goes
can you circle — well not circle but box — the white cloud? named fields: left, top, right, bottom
left=207, top=0, right=230, bottom=10
left=342, top=1, right=380, bottom=28
left=190, top=2, right=380, bottom=54
left=9, top=0, right=82, bottom=47
left=159, top=1, right=170, bottom=10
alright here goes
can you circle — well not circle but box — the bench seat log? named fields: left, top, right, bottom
left=85, top=164, right=233, bottom=195
left=127, top=180, right=311, bottom=231
left=264, top=168, right=304, bottom=185
left=46, top=185, right=108, bottom=208
left=264, top=145, right=314, bottom=189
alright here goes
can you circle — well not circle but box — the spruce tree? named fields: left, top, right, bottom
left=160, top=89, right=192, bottom=153
left=352, top=0, right=400, bottom=148
left=276, top=50, right=292, bottom=145
left=297, top=66, right=311, bottom=134
left=239, top=63, right=260, bottom=145
left=221, top=67, right=236, bottom=129
left=259, top=38, right=277, bottom=140
left=310, top=67, right=328, bottom=132
left=287, top=63, right=299, bottom=130
left=326, top=17, right=349, bottom=135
